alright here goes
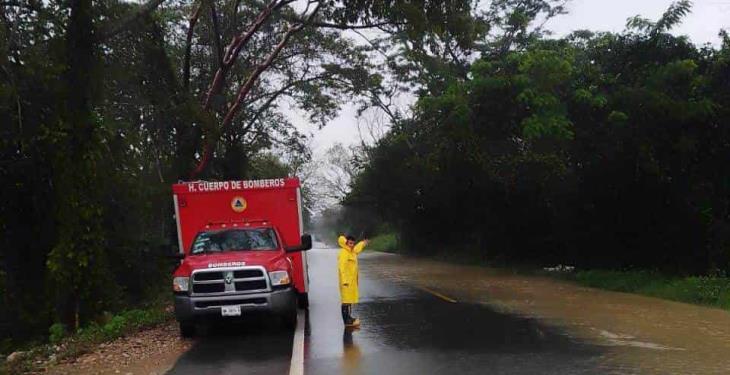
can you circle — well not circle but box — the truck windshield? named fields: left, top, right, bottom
left=190, top=228, right=278, bottom=254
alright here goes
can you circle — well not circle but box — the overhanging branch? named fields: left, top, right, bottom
left=97, top=0, right=167, bottom=41
left=189, top=2, right=322, bottom=178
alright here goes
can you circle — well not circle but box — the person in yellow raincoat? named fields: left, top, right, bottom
left=338, top=234, right=368, bottom=326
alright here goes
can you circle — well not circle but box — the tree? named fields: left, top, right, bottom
left=170, top=0, right=484, bottom=178
left=348, top=1, right=730, bottom=274
left=0, top=0, right=485, bottom=346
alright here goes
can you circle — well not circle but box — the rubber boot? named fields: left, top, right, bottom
left=341, top=304, right=353, bottom=325
left=344, top=304, right=360, bottom=327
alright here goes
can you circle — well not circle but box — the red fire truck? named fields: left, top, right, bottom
left=170, top=177, right=311, bottom=337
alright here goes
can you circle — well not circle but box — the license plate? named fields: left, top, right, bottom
left=221, top=305, right=241, bottom=316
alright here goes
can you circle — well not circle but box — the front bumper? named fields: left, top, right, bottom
left=174, top=287, right=296, bottom=322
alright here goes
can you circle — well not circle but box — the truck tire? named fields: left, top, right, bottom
left=179, top=321, right=196, bottom=338
left=297, top=292, right=309, bottom=309
left=281, top=308, right=297, bottom=330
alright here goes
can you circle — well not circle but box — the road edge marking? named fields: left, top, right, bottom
left=417, top=286, right=458, bottom=303
left=289, top=310, right=305, bottom=375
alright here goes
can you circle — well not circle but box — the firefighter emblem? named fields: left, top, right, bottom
left=231, top=196, right=247, bottom=213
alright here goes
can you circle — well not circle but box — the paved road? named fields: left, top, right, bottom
left=166, top=248, right=626, bottom=375
left=305, top=249, right=616, bottom=375
left=165, top=315, right=293, bottom=375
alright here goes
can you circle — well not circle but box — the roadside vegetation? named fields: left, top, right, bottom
left=560, top=270, right=730, bottom=310
left=0, top=0, right=484, bottom=355
left=340, top=0, right=730, bottom=285
left=2, top=298, right=171, bottom=374
left=317, top=1, right=730, bottom=313
left=359, top=231, right=730, bottom=310
left=366, top=233, right=399, bottom=253
left=4, top=0, right=729, bottom=360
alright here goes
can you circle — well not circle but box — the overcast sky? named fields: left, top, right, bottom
left=295, top=0, right=730, bottom=156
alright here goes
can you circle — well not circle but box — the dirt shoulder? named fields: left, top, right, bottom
left=363, top=251, right=730, bottom=375
left=19, top=321, right=191, bottom=375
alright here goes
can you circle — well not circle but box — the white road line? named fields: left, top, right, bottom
left=289, top=310, right=305, bottom=375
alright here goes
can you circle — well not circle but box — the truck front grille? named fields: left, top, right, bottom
left=193, top=283, right=225, bottom=294
left=235, top=280, right=267, bottom=291
left=195, top=297, right=267, bottom=309
left=194, top=272, right=224, bottom=281
left=233, top=269, right=262, bottom=278
left=190, top=266, right=269, bottom=296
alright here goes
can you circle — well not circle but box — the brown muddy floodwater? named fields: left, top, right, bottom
left=366, top=252, right=730, bottom=375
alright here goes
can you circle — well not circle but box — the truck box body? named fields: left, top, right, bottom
left=170, top=178, right=310, bottom=335
left=172, top=178, right=308, bottom=293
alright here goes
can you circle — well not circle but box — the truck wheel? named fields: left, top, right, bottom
left=297, top=292, right=309, bottom=309
left=179, top=321, right=196, bottom=338
left=281, top=308, right=297, bottom=330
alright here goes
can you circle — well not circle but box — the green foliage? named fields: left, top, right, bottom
left=3, top=0, right=424, bottom=350
left=74, top=306, right=170, bottom=344
left=626, top=1, right=692, bottom=36
left=121, top=308, right=169, bottom=329
left=347, top=1, right=730, bottom=277
left=247, top=153, right=292, bottom=179
left=607, top=110, right=629, bottom=125
left=568, top=270, right=730, bottom=310
left=1, top=0, right=178, bottom=348
left=572, top=270, right=668, bottom=293
left=48, top=324, right=66, bottom=344
left=101, top=316, right=127, bottom=339
left=368, top=233, right=399, bottom=253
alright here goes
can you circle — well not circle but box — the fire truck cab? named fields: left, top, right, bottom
left=170, top=178, right=311, bottom=337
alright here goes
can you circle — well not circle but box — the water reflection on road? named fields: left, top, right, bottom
left=362, top=250, right=730, bottom=374
left=341, top=328, right=362, bottom=375
left=166, top=317, right=292, bottom=375
left=164, top=248, right=730, bottom=375
left=305, top=248, right=617, bottom=375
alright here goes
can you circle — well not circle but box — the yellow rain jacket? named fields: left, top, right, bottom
left=338, top=235, right=366, bottom=304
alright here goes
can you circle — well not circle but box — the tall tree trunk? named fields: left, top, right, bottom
left=50, top=0, right=102, bottom=330
left=66, top=0, right=93, bottom=125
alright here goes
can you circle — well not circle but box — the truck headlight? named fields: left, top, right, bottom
left=173, top=277, right=190, bottom=292
left=269, top=271, right=290, bottom=286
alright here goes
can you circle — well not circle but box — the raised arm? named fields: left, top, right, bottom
left=353, top=240, right=368, bottom=254
left=338, top=235, right=348, bottom=248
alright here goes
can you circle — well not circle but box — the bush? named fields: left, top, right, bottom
left=572, top=270, right=666, bottom=293
left=121, top=308, right=168, bottom=329
left=48, top=323, right=66, bottom=344
left=101, top=316, right=127, bottom=339
left=70, top=304, right=170, bottom=346
left=568, top=270, right=730, bottom=310
left=368, top=233, right=398, bottom=253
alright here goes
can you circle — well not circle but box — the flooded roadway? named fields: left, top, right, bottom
left=305, top=248, right=620, bottom=375
left=364, top=251, right=730, bottom=374
left=164, top=247, right=730, bottom=374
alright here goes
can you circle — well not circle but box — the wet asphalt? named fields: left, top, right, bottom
left=165, top=315, right=293, bottom=375
left=166, top=247, right=620, bottom=375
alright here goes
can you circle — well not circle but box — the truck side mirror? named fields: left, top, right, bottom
left=286, top=234, right=313, bottom=252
